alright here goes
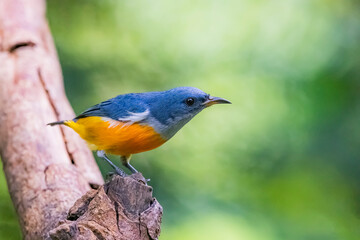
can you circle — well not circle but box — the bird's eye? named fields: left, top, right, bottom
left=185, top=97, right=195, bottom=106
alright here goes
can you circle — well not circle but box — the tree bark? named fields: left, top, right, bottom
left=50, top=174, right=162, bottom=240
left=0, top=0, right=162, bottom=239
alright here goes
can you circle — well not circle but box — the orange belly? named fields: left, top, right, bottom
left=64, top=117, right=166, bottom=156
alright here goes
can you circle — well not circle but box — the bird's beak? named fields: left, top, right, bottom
left=203, top=96, right=232, bottom=107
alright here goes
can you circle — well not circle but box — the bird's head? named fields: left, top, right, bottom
left=146, top=87, right=231, bottom=139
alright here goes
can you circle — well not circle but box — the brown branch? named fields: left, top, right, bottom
left=50, top=174, right=162, bottom=240
left=0, top=0, right=162, bottom=239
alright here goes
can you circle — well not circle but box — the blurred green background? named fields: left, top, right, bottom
left=1, top=0, right=360, bottom=239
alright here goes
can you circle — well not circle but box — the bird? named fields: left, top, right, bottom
left=48, top=87, right=231, bottom=176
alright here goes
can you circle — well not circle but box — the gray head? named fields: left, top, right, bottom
left=145, top=87, right=231, bottom=139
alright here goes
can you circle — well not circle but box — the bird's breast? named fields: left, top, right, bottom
left=65, top=117, right=167, bottom=156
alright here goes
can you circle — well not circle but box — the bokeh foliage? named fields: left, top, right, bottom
left=1, top=0, right=360, bottom=239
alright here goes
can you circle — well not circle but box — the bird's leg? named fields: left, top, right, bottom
left=97, top=150, right=127, bottom=177
left=121, top=155, right=150, bottom=183
left=121, top=155, right=138, bottom=174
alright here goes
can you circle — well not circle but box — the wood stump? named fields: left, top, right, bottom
left=49, top=174, right=162, bottom=240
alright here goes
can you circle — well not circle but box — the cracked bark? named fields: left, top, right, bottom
left=0, top=0, right=162, bottom=239
left=50, top=174, right=162, bottom=240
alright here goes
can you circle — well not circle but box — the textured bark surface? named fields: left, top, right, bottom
left=49, top=174, right=163, bottom=240
left=0, top=0, right=104, bottom=239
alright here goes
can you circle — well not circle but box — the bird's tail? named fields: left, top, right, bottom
left=47, top=120, right=67, bottom=126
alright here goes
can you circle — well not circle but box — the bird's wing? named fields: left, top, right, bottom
left=74, top=94, right=149, bottom=125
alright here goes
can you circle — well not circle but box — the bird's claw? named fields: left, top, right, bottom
left=106, top=168, right=127, bottom=178
left=115, top=167, right=127, bottom=177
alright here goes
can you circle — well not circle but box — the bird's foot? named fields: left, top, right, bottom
left=106, top=167, right=127, bottom=178
left=115, top=167, right=127, bottom=177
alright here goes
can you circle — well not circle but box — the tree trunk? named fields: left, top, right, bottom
left=0, top=0, right=162, bottom=239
